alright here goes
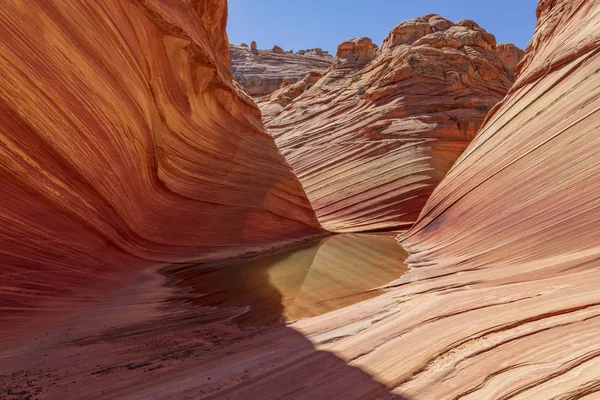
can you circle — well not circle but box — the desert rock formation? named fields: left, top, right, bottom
left=272, top=44, right=285, bottom=54
left=257, top=71, right=324, bottom=119
left=336, top=37, right=378, bottom=67
left=496, top=42, right=526, bottom=78
left=0, top=0, right=323, bottom=337
left=2, top=0, right=599, bottom=399
left=299, top=48, right=330, bottom=56
left=230, top=43, right=333, bottom=96
left=264, top=14, right=521, bottom=232
left=392, top=0, right=600, bottom=397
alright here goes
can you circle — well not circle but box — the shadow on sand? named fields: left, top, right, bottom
left=162, top=233, right=411, bottom=399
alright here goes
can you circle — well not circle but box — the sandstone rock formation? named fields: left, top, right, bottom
left=281, top=76, right=296, bottom=86
left=298, top=48, right=331, bottom=56
left=336, top=37, right=378, bottom=67
left=257, top=71, right=324, bottom=119
left=0, top=0, right=323, bottom=336
left=392, top=0, right=600, bottom=397
left=264, top=15, right=520, bottom=232
left=2, top=1, right=599, bottom=399
left=230, top=43, right=333, bottom=96
left=496, top=42, right=526, bottom=78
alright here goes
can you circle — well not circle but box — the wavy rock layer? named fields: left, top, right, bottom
left=265, top=15, right=521, bottom=232
left=0, top=0, right=323, bottom=336
left=230, top=44, right=333, bottom=97
left=394, top=0, right=600, bottom=397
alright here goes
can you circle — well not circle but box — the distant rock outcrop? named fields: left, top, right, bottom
left=230, top=44, right=333, bottom=97
left=298, top=48, right=330, bottom=57
left=496, top=42, right=526, bottom=78
left=257, top=71, right=324, bottom=119
left=262, top=15, right=521, bottom=232
left=336, top=37, right=378, bottom=67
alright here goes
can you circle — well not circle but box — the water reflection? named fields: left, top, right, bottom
left=166, top=233, right=408, bottom=325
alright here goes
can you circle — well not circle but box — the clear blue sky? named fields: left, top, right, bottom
left=227, top=0, right=538, bottom=54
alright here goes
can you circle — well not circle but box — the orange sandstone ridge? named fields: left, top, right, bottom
left=0, top=0, right=324, bottom=335
left=0, top=0, right=599, bottom=399
left=388, top=0, right=600, bottom=397
left=263, top=15, right=523, bottom=232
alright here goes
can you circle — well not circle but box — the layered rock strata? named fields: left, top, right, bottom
left=2, top=1, right=599, bottom=399
left=230, top=43, right=333, bottom=96
left=257, top=71, right=324, bottom=119
left=264, top=15, right=522, bottom=232
left=391, top=0, right=600, bottom=397
left=0, top=0, right=323, bottom=336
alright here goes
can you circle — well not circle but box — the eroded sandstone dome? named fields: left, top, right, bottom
left=261, top=14, right=523, bottom=232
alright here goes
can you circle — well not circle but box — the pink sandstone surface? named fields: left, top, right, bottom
left=263, top=15, right=523, bottom=232
left=0, top=0, right=324, bottom=339
left=1, top=0, right=599, bottom=399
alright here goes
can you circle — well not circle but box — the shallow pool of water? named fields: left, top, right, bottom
left=164, top=233, right=409, bottom=325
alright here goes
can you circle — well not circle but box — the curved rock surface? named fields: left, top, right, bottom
left=2, top=1, right=598, bottom=399
left=264, top=15, right=521, bottom=232
left=230, top=43, right=333, bottom=97
left=0, top=0, right=323, bottom=337
left=394, top=0, right=600, bottom=397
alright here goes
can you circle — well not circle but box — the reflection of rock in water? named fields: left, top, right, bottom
left=164, top=233, right=408, bottom=325
left=279, top=233, right=409, bottom=320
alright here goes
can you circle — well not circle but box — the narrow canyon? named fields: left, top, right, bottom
left=0, top=0, right=599, bottom=399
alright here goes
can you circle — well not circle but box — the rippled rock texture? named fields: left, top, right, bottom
left=257, top=71, right=324, bottom=119
left=264, top=15, right=522, bottom=232
left=393, top=0, right=600, bottom=397
left=0, top=0, right=323, bottom=336
left=230, top=44, right=333, bottom=97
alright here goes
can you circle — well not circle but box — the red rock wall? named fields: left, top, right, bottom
left=401, top=0, right=600, bottom=271
left=0, top=0, right=323, bottom=329
left=385, top=3, right=600, bottom=396
left=264, top=16, right=520, bottom=232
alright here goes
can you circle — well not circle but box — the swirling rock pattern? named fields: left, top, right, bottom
left=0, top=0, right=323, bottom=337
left=230, top=44, right=333, bottom=97
left=264, top=15, right=522, bottom=232
left=393, top=0, right=600, bottom=397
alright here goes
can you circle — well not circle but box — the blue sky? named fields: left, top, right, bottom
left=227, top=0, right=538, bottom=54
